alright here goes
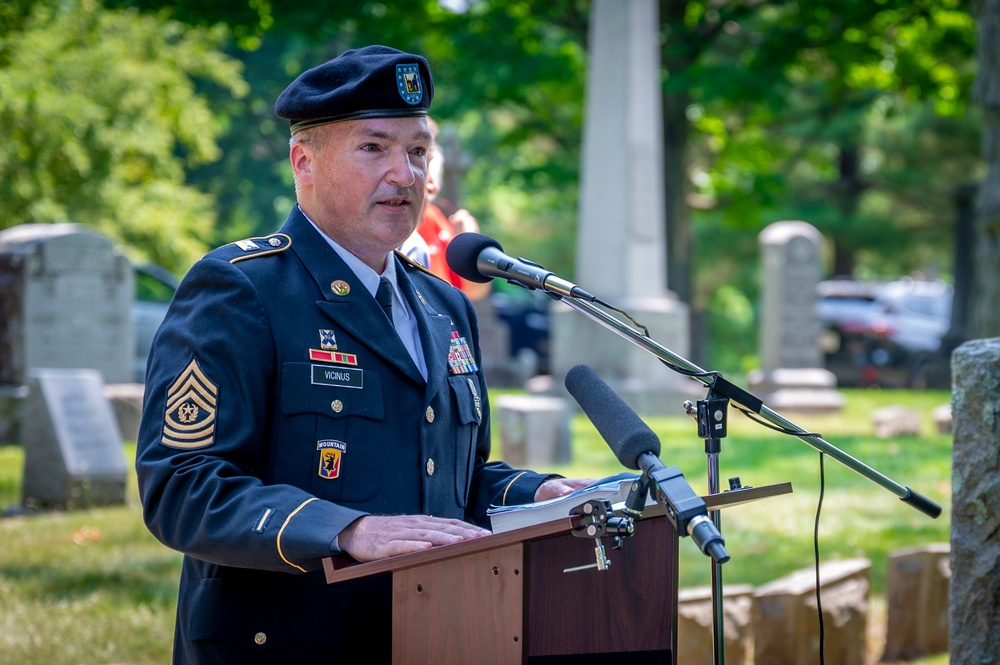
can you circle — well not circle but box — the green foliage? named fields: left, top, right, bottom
left=682, top=0, right=978, bottom=279
left=0, top=0, right=247, bottom=273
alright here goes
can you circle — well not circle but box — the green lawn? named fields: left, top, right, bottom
left=0, top=388, right=952, bottom=664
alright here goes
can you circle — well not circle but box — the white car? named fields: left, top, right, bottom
left=817, top=277, right=953, bottom=387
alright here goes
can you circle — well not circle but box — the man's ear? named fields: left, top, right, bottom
left=290, top=142, right=314, bottom=187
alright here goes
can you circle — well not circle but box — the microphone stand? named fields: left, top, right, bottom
left=552, top=294, right=942, bottom=665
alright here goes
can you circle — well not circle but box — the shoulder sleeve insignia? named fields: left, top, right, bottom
left=230, top=233, right=292, bottom=264
left=161, top=358, right=219, bottom=449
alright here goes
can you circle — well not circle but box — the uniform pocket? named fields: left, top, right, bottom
left=448, top=374, right=483, bottom=507
left=281, top=362, right=384, bottom=503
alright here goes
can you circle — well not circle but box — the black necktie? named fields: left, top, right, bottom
left=375, top=276, right=394, bottom=326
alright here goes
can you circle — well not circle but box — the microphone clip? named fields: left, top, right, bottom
left=563, top=499, right=636, bottom=574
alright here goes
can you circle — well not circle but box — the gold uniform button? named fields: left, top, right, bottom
left=254, top=632, right=267, bottom=646
left=426, top=458, right=435, bottom=476
left=331, top=399, right=344, bottom=413
left=425, top=405, right=435, bottom=423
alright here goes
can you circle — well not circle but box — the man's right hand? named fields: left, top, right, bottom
left=338, top=514, right=491, bottom=562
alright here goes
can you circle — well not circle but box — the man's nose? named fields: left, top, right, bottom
left=386, top=150, right=418, bottom=188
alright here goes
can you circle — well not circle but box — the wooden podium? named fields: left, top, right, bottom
left=321, top=483, right=790, bottom=664
left=324, top=513, right=678, bottom=664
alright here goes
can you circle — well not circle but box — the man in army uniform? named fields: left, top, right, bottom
left=135, top=45, right=589, bottom=663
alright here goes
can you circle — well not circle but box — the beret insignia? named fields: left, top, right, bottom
left=161, top=358, right=218, bottom=449
left=396, top=64, right=423, bottom=104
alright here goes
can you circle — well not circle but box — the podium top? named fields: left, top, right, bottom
left=322, top=482, right=792, bottom=585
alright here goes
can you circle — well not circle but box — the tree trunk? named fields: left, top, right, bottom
left=970, top=0, right=1000, bottom=338
left=660, top=0, right=699, bottom=359
left=944, top=182, right=977, bottom=350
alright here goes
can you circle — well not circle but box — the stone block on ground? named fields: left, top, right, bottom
left=677, top=584, right=754, bottom=665
left=872, top=405, right=922, bottom=438
left=932, top=404, right=952, bottom=434
left=754, top=558, right=870, bottom=665
left=495, top=394, right=570, bottom=467
left=103, top=382, right=144, bottom=443
left=883, top=543, right=950, bottom=662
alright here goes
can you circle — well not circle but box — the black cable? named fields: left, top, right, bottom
left=815, top=452, right=826, bottom=665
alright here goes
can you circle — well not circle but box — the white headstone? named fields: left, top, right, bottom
left=748, top=221, right=843, bottom=413
left=22, top=368, right=127, bottom=508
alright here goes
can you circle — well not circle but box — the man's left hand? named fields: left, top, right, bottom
left=533, top=477, right=597, bottom=502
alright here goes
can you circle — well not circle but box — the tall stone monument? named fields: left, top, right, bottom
left=549, top=0, right=696, bottom=415
left=747, top=221, right=843, bottom=412
left=949, top=338, right=1000, bottom=665
left=0, top=224, right=134, bottom=442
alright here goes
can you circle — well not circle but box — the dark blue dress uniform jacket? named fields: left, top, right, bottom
left=135, top=206, right=550, bottom=663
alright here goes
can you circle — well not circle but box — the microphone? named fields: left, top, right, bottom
left=565, top=364, right=730, bottom=564
left=446, top=232, right=597, bottom=301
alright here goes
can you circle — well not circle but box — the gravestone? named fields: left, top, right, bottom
left=495, top=394, right=571, bottom=467
left=0, top=223, right=133, bottom=442
left=883, top=543, right=950, bottom=661
left=747, top=221, right=844, bottom=413
left=548, top=0, right=697, bottom=415
left=677, top=584, right=754, bottom=665
left=22, top=368, right=127, bottom=508
left=949, top=338, right=1000, bottom=665
left=753, top=558, right=870, bottom=665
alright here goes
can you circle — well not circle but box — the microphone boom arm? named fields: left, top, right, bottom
left=556, top=295, right=942, bottom=519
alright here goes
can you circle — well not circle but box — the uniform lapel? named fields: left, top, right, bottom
left=281, top=209, right=424, bottom=385
left=395, top=260, right=453, bottom=391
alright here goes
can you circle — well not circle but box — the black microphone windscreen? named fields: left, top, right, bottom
left=564, top=364, right=661, bottom=470
left=445, top=232, right=501, bottom=284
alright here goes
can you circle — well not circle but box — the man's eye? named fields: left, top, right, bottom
left=413, top=147, right=428, bottom=157
left=360, top=143, right=379, bottom=152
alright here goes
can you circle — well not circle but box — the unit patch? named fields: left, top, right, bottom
left=447, top=331, right=478, bottom=375
left=161, top=358, right=218, bottom=449
left=317, top=440, right=346, bottom=479
left=319, top=329, right=338, bottom=350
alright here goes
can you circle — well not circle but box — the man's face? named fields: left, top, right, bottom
left=295, top=116, right=431, bottom=269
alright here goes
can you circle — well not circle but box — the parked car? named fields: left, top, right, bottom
left=132, top=263, right=179, bottom=382
left=817, top=277, right=953, bottom=388
left=490, top=286, right=552, bottom=375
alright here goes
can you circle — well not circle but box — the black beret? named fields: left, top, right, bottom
left=275, top=45, right=434, bottom=135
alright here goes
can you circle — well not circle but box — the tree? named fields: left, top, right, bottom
left=0, top=0, right=247, bottom=272
left=102, top=0, right=590, bottom=271
left=970, top=0, right=1000, bottom=337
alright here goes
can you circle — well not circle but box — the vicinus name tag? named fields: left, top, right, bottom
left=311, top=365, right=363, bottom=389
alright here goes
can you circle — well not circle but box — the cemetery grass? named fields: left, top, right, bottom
left=0, top=389, right=951, bottom=664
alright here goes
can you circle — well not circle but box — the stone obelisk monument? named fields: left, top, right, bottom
left=549, top=0, right=694, bottom=415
